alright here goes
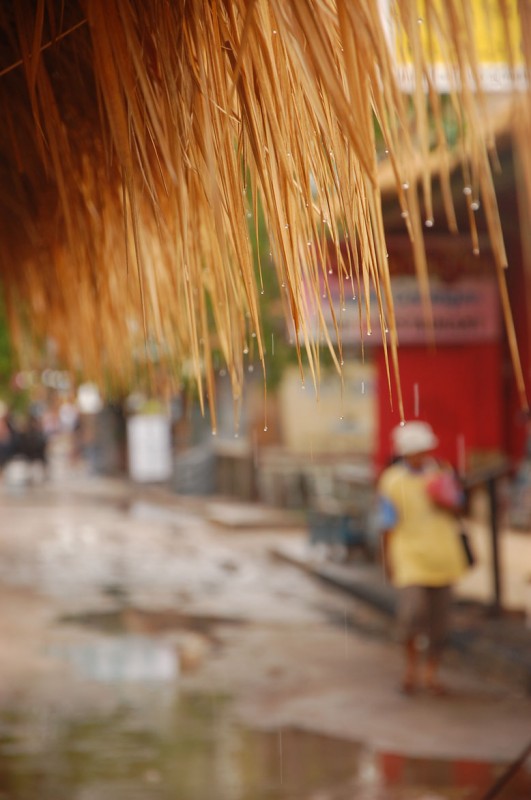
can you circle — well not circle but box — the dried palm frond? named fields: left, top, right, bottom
left=0, top=0, right=528, bottom=420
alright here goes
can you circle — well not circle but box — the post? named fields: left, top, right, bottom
left=487, top=476, right=502, bottom=615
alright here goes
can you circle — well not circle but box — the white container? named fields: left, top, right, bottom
left=127, top=414, right=172, bottom=483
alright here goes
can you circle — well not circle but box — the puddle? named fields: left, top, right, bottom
left=47, top=635, right=179, bottom=683
left=37, top=615, right=530, bottom=798
left=0, top=686, right=529, bottom=800
left=59, top=607, right=245, bottom=636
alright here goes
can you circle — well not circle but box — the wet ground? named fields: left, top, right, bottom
left=1, top=692, right=528, bottom=800
left=0, top=459, right=529, bottom=799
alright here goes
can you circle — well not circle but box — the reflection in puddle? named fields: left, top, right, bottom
left=0, top=688, right=529, bottom=800
left=48, top=636, right=179, bottom=683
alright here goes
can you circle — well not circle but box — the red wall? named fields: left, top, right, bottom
left=376, top=343, right=503, bottom=472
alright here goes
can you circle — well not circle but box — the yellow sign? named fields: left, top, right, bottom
left=390, top=0, right=525, bottom=91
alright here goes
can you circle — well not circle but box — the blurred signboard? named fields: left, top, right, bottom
left=309, top=276, right=500, bottom=347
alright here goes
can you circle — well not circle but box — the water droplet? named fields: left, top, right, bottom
left=361, top=381, right=365, bottom=394
left=263, top=426, right=268, bottom=432
left=329, top=150, right=333, bottom=156
left=367, top=330, right=372, bottom=336
left=425, top=218, right=434, bottom=228
left=243, top=347, right=249, bottom=354
left=260, top=289, right=265, bottom=295
left=284, top=223, right=289, bottom=229
left=212, top=429, right=217, bottom=436
left=272, top=29, right=277, bottom=34
left=402, top=181, right=409, bottom=190
left=248, top=365, right=254, bottom=372
left=463, top=186, right=472, bottom=196
left=301, top=383, right=306, bottom=390
left=328, top=269, right=333, bottom=274
left=384, top=327, right=389, bottom=333
left=384, top=148, right=389, bottom=154
left=307, top=241, right=312, bottom=246
left=246, top=211, right=252, bottom=218
left=322, top=294, right=326, bottom=299
left=346, top=275, right=351, bottom=280
left=252, top=331, right=257, bottom=337
left=219, top=369, right=226, bottom=377
left=235, top=432, right=239, bottom=438
left=473, top=247, right=480, bottom=255
left=471, top=200, right=480, bottom=211
left=399, top=420, right=406, bottom=427
left=401, top=210, right=409, bottom=219
left=417, top=16, right=423, bottom=24
left=287, top=152, right=291, bottom=157
left=340, top=359, right=344, bottom=366
left=281, top=282, right=285, bottom=288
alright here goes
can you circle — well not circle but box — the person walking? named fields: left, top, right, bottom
left=378, top=421, right=467, bottom=695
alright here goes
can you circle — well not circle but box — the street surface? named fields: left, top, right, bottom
left=0, top=455, right=529, bottom=799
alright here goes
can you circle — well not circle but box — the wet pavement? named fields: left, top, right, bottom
left=0, top=463, right=530, bottom=799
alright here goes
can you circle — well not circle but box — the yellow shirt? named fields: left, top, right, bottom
left=378, top=461, right=467, bottom=588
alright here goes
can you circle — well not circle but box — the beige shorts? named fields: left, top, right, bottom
left=396, top=585, right=452, bottom=655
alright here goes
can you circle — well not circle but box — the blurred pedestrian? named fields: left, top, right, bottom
left=378, top=421, right=467, bottom=695
left=0, top=401, right=14, bottom=469
left=23, top=410, right=48, bottom=475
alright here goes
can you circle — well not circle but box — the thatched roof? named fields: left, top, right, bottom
left=0, top=1, right=529, bottom=422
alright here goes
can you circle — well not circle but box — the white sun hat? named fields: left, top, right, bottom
left=391, top=421, right=439, bottom=457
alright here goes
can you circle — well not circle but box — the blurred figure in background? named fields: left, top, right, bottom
left=0, top=402, right=13, bottom=470
left=0, top=401, right=48, bottom=483
left=378, top=421, right=467, bottom=696
left=23, top=410, right=48, bottom=477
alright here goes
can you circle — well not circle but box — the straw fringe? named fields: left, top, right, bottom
left=0, top=0, right=528, bottom=416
